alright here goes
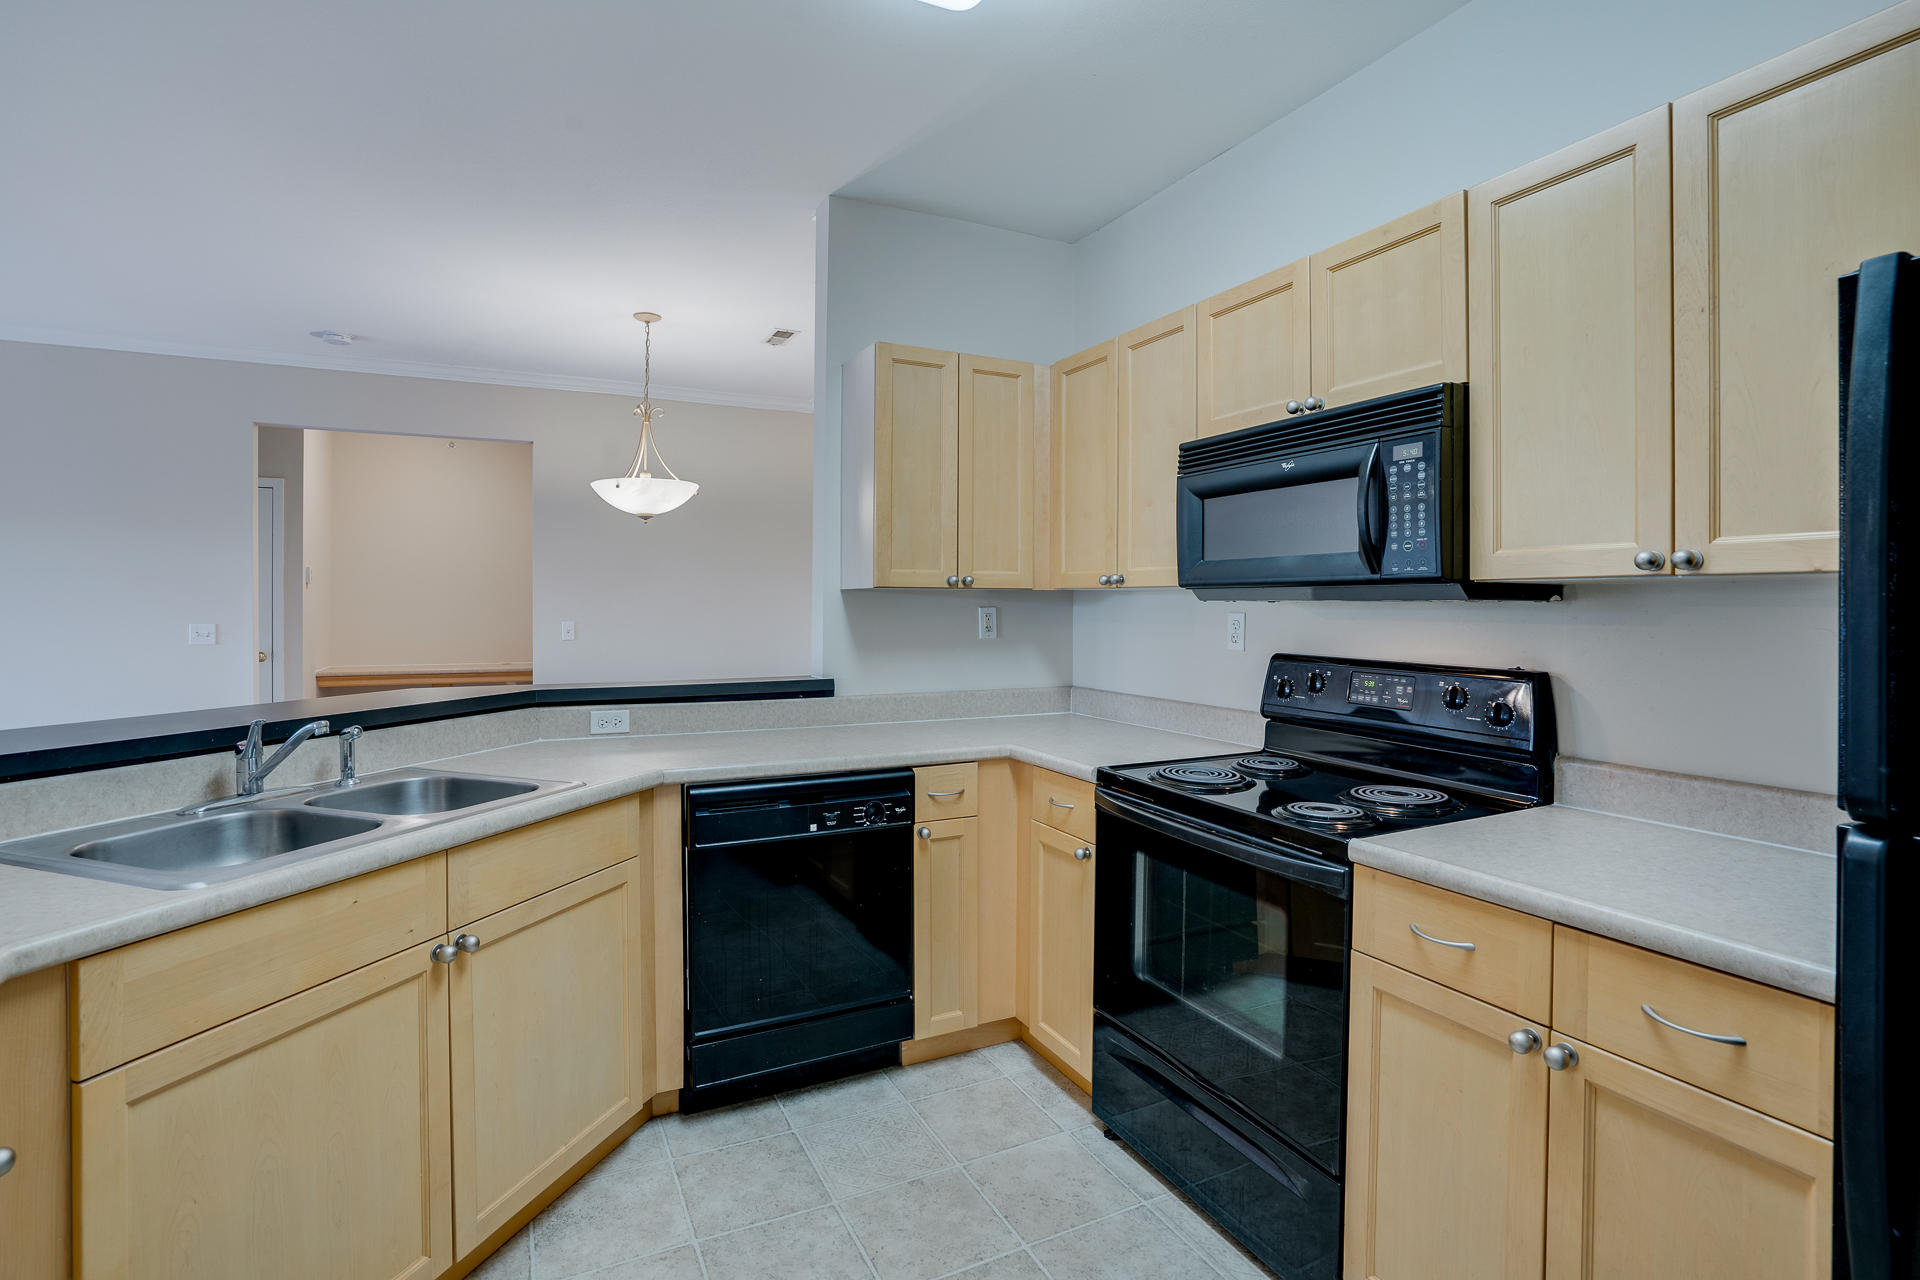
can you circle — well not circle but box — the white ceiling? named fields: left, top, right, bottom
left=0, top=0, right=1466, bottom=410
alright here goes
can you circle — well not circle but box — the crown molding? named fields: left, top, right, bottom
left=0, top=327, right=815, bottom=414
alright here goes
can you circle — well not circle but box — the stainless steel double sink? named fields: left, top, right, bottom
left=0, top=767, right=580, bottom=891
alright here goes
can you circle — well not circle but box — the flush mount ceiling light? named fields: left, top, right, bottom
left=309, top=329, right=354, bottom=345
left=591, top=312, right=699, bottom=522
left=914, top=0, right=982, bottom=9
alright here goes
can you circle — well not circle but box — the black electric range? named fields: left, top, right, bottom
left=1091, top=653, right=1555, bottom=1280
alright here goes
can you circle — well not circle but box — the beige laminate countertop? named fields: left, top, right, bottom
left=0, top=713, right=1245, bottom=983
left=1349, top=805, right=1837, bottom=1001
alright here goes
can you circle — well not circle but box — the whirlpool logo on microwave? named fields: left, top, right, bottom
left=1280, top=460, right=1296, bottom=470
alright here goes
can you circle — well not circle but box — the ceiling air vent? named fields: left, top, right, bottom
left=764, top=329, right=800, bottom=346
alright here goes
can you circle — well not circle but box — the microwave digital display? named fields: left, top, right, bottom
left=1348, top=671, right=1416, bottom=708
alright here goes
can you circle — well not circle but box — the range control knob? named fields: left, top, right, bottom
left=1442, top=684, right=1471, bottom=710
left=1485, top=701, right=1516, bottom=729
left=1275, top=676, right=1296, bottom=700
left=1306, top=671, right=1327, bottom=695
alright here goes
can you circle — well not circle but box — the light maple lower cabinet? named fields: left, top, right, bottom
left=913, top=817, right=981, bottom=1040
left=1026, top=820, right=1096, bottom=1083
left=1344, top=952, right=1547, bottom=1280
left=1543, top=1038, right=1831, bottom=1280
left=74, top=945, right=454, bottom=1280
left=449, top=859, right=648, bottom=1255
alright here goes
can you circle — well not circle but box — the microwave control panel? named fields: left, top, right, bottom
left=1381, top=436, right=1440, bottom=577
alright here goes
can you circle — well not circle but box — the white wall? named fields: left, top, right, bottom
left=254, top=424, right=304, bottom=697
left=0, top=339, right=812, bottom=729
left=315, top=430, right=532, bottom=670
left=811, top=197, right=1079, bottom=693
left=1055, top=0, right=1878, bottom=793
left=300, top=427, right=335, bottom=699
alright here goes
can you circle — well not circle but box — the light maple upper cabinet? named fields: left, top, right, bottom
left=1197, top=260, right=1311, bottom=437
left=1026, top=819, right=1096, bottom=1084
left=1345, top=952, right=1547, bottom=1280
left=1543, top=1040, right=1832, bottom=1280
left=1116, top=305, right=1198, bottom=587
left=448, top=859, right=648, bottom=1255
left=913, top=816, right=981, bottom=1040
left=1672, top=0, right=1920, bottom=574
left=74, top=946, right=454, bottom=1280
left=1468, top=107, right=1675, bottom=580
left=843, top=343, right=1036, bottom=590
left=1045, top=339, right=1121, bottom=589
left=959, top=355, right=1036, bottom=588
left=1310, top=193, right=1467, bottom=409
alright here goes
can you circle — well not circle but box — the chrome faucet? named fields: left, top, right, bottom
left=336, top=725, right=364, bottom=787
left=235, top=718, right=330, bottom=796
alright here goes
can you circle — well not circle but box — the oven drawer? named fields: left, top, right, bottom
left=1093, top=1022, right=1340, bottom=1280
left=1353, top=866, right=1553, bottom=1023
left=914, top=763, right=978, bottom=821
left=1029, top=769, right=1095, bottom=842
left=1551, top=927, right=1834, bottom=1137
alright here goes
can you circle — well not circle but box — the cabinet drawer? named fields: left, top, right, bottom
left=71, top=854, right=447, bottom=1080
left=1027, top=769, right=1095, bottom=843
left=1552, top=928, right=1833, bottom=1137
left=915, top=763, right=979, bottom=821
left=1352, top=866, right=1553, bottom=1024
left=447, top=797, right=642, bottom=927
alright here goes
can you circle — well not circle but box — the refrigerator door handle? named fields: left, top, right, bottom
left=1838, top=828, right=1895, bottom=1280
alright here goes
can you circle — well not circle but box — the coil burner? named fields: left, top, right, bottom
left=1281, top=801, right=1376, bottom=832
left=1343, top=784, right=1456, bottom=820
left=1152, top=764, right=1255, bottom=794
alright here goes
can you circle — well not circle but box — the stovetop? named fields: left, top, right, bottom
left=1095, top=653, right=1557, bottom=863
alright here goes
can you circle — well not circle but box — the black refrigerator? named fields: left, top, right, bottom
left=1837, top=250, right=1918, bottom=1280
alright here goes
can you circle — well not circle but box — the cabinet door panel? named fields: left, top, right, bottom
left=0, top=966, right=67, bottom=1280
left=1048, top=341, right=1119, bottom=589
left=1544, top=1038, right=1831, bottom=1280
left=958, top=355, right=1034, bottom=589
left=1310, top=194, right=1468, bottom=408
left=449, top=861, right=645, bottom=1254
left=1469, top=108, right=1673, bottom=580
left=1197, top=261, right=1311, bottom=437
left=74, top=946, right=452, bottom=1280
left=1344, top=953, right=1547, bottom=1280
left=1673, top=5, right=1920, bottom=573
left=913, top=818, right=980, bottom=1041
left=874, top=343, right=960, bottom=588
left=1116, top=306, right=1197, bottom=587
left=1027, top=821, right=1095, bottom=1083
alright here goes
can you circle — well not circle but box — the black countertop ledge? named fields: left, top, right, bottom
left=0, top=677, right=834, bottom=783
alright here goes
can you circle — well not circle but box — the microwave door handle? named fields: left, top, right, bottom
left=1355, top=442, right=1386, bottom=573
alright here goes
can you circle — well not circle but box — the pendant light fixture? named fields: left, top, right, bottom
left=591, top=312, right=699, bottom=521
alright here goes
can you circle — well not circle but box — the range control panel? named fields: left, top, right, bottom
left=1260, top=654, right=1549, bottom=749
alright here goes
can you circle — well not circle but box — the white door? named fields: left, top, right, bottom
left=256, top=481, right=282, bottom=701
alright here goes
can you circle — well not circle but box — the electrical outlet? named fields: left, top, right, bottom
left=589, top=708, right=630, bottom=735
left=560, top=620, right=576, bottom=642
left=977, top=606, right=998, bottom=641
left=1226, top=612, right=1245, bottom=653
left=187, top=623, right=216, bottom=646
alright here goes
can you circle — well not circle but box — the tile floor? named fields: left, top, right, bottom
left=471, top=1040, right=1280, bottom=1280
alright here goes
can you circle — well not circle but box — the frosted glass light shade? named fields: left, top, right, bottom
left=591, top=475, right=699, bottom=521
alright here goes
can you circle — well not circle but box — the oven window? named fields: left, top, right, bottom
left=1200, top=477, right=1358, bottom=561
left=1096, top=812, right=1349, bottom=1174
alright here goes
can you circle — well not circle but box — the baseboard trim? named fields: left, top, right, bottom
left=899, top=1017, right=1022, bottom=1065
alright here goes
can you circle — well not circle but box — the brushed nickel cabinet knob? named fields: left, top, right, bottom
left=1633, top=550, right=1666, bottom=571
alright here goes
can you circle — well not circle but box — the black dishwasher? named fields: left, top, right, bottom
left=683, top=770, right=915, bottom=1110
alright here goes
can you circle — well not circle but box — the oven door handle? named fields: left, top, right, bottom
left=1107, top=1045, right=1308, bottom=1200
left=1355, top=441, right=1386, bottom=574
left=1095, top=790, right=1351, bottom=896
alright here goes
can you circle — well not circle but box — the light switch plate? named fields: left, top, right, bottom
left=187, top=623, right=216, bottom=646
left=560, top=620, right=576, bottom=642
left=590, top=709, right=629, bottom=735
left=1226, top=612, right=1245, bottom=653
left=978, top=606, right=998, bottom=641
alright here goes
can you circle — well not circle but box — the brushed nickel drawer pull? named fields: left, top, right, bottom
left=1409, top=923, right=1476, bottom=951
left=1049, top=797, right=1077, bottom=810
left=1640, top=1004, right=1746, bottom=1046
left=925, top=789, right=966, bottom=798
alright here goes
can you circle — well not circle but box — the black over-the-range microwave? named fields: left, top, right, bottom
left=1175, top=383, right=1558, bottom=601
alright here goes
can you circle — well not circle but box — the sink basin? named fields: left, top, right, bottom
left=305, top=773, right=538, bottom=816
left=70, top=809, right=384, bottom=873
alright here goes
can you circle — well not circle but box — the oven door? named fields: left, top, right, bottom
left=1093, top=789, right=1351, bottom=1176
left=1177, top=439, right=1388, bottom=587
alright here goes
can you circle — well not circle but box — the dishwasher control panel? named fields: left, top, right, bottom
left=686, top=770, right=916, bottom=848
